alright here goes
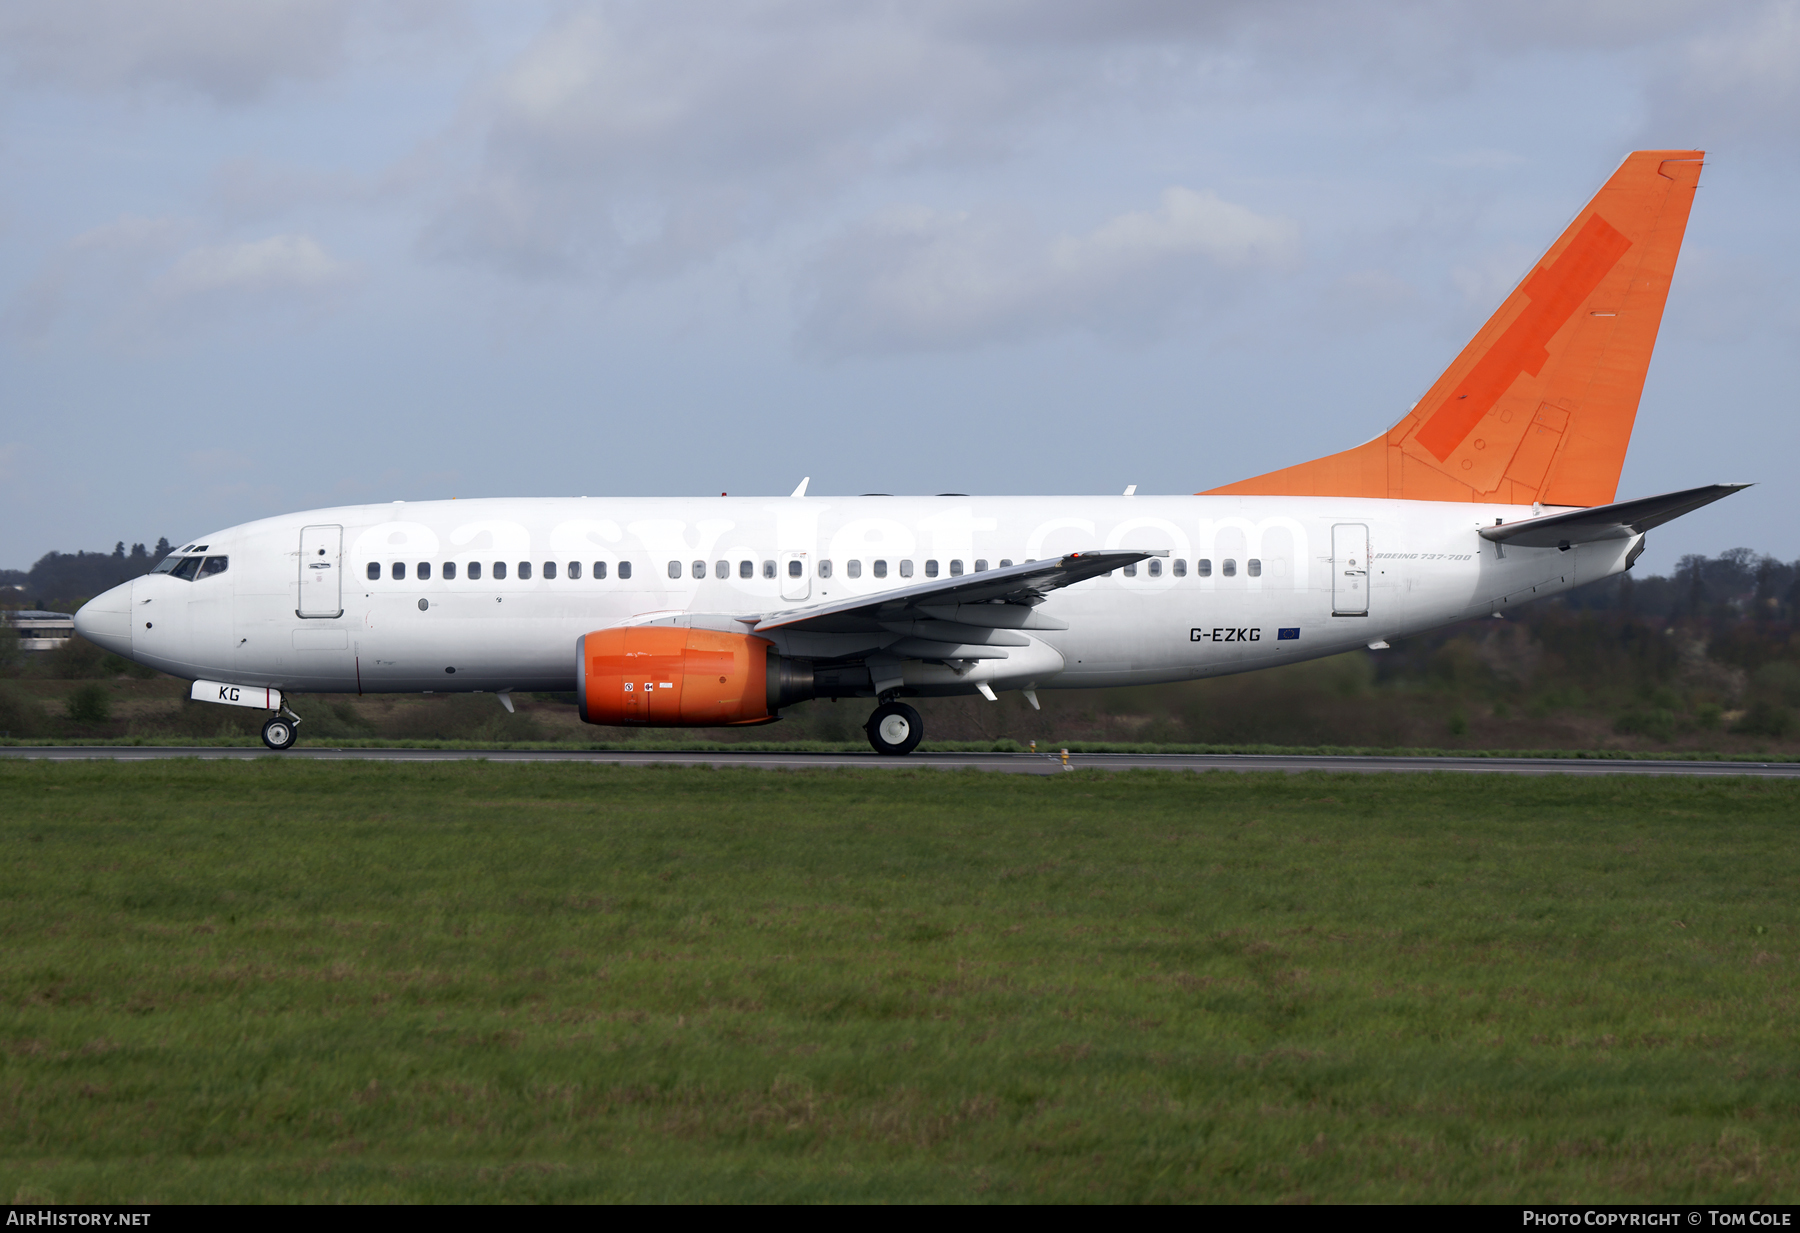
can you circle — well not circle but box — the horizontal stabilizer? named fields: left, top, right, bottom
left=1479, top=483, right=1749, bottom=548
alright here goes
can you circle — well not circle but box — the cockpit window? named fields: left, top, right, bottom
left=171, top=556, right=202, bottom=581
left=198, top=556, right=228, bottom=578
left=151, top=555, right=181, bottom=574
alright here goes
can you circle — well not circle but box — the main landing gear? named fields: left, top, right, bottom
left=865, top=700, right=923, bottom=756
left=261, top=710, right=301, bottom=751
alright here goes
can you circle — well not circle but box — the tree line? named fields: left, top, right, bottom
left=1, top=540, right=173, bottom=610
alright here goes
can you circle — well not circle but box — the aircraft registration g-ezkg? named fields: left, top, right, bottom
left=76, top=150, right=1743, bottom=754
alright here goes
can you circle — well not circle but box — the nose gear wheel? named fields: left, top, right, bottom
left=261, top=716, right=298, bottom=751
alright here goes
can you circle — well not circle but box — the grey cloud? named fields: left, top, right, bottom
left=797, top=188, right=1298, bottom=356
left=1650, top=1, right=1800, bottom=144
left=7, top=217, right=359, bottom=345
left=5, top=215, right=187, bottom=342
left=208, top=157, right=367, bottom=225
left=156, top=234, right=359, bottom=299
left=426, top=0, right=1752, bottom=283
left=0, top=0, right=440, bottom=104
left=426, top=5, right=1032, bottom=276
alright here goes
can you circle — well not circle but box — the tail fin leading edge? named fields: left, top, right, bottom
left=1205, top=150, right=1704, bottom=507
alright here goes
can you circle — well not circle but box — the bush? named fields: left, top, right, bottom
left=383, top=694, right=545, bottom=742
left=0, top=681, right=48, bottom=736
left=1732, top=700, right=1792, bottom=738
left=1614, top=708, right=1677, bottom=742
left=64, top=683, right=112, bottom=726
left=1752, top=661, right=1800, bottom=707
left=47, top=636, right=107, bottom=679
left=295, top=699, right=376, bottom=739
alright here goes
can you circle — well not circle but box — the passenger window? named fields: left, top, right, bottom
left=444, top=561, right=457, bottom=580
left=1148, top=559, right=1161, bottom=578
left=924, top=560, right=939, bottom=578
left=739, top=560, right=753, bottom=579
left=593, top=561, right=607, bottom=579
left=544, top=561, right=556, bottom=580
left=1248, top=558, right=1262, bottom=577
left=873, top=559, right=887, bottom=579
left=468, top=561, right=482, bottom=580
left=692, top=560, right=705, bottom=579
left=1000, top=559, right=1013, bottom=568
left=366, top=562, right=380, bottom=581
left=1197, top=559, right=1212, bottom=577
left=1223, top=559, right=1237, bottom=577
left=172, top=556, right=202, bottom=581
left=818, top=560, right=832, bottom=579
left=1172, top=559, right=1186, bottom=577
left=787, top=559, right=802, bottom=578
left=667, top=561, right=681, bottom=579
left=899, top=560, right=914, bottom=578
left=715, top=560, right=728, bottom=579
left=567, top=561, right=581, bottom=579
left=950, top=560, right=963, bottom=576
left=974, top=559, right=987, bottom=572
left=847, top=560, right=862, bottom=578
left=392, top=562, right=406, bottom=581
left=1122, top=562, right=1136, bottom=577
left=618, top=561, right=631, bottom=580
left=416, top=561, right=431, bottom=581
left=762, top=560, right=775, bottom=579
left=494, top=561, right=507, bottom=580
left=518, top=561, right=532, bottom=580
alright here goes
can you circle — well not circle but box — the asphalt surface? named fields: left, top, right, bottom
left=4, top=746, right=1799, bottom=777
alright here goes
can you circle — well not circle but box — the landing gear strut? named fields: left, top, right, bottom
left=865, top=700, right=923, bottom=756
left=261, top=710, right=300, bottom=751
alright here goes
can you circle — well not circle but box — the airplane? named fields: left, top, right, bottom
left=74, top=149, right=1743, bottom=755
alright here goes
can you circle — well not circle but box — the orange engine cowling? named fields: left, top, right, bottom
left=578, top=627, right=780, bottom=727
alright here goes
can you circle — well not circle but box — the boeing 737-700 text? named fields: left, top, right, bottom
left=74, top=150, right=1743, bottom=754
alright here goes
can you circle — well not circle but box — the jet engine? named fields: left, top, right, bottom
left=577, top=627, right=815, bottom=726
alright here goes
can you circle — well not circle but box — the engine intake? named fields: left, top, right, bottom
left=578, top=627, right=816, bottom=726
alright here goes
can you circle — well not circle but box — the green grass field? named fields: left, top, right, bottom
left=3, top=762, right=1798, bottom=1203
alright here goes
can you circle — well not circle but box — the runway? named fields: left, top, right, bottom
left=4, top=746, right=1799, bottom=777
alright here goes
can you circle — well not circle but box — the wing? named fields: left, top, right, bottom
left=733, top=549, right=1156, bottom=662
left=1478, top=483, right=1748, bottom=549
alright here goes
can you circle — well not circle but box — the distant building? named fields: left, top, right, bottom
left=4, top=610, right=76, bottom=651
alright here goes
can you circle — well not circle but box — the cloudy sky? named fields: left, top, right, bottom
left=2, top=0, right=1796, bottom=573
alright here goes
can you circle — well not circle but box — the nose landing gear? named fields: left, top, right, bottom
left=261, top=707, right=302, bottom=751
left=865, top=700, right=923, bottom=756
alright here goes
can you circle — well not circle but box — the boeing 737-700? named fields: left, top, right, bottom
left=74, top=150, right=1742, bottom=754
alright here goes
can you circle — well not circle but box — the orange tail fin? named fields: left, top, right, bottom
left=1205, top=150, right=1704, bottom=507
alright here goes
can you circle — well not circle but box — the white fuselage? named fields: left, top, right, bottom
left=76, top=494, right=1632, bottom=700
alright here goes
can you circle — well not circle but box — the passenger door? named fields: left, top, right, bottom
left=1332, top=523, right=1369, bottom=617
left=298, top=525, right=343, bottom=618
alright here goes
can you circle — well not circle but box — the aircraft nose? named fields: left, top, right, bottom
left=74, top=580, right=134, bottom=656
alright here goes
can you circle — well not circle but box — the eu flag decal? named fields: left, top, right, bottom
left=1277, top=628, right=1300, bottom=640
